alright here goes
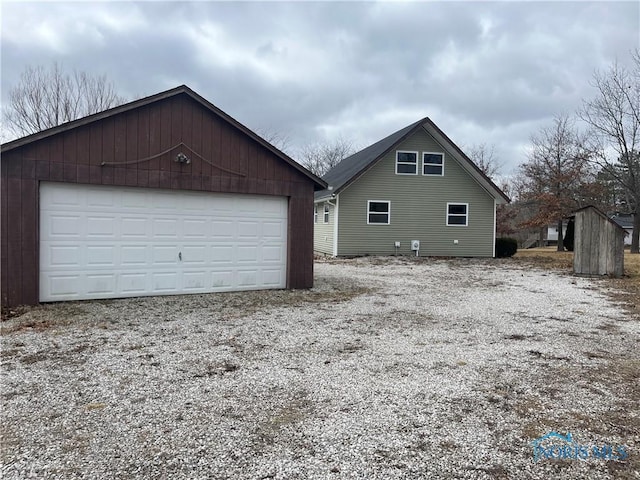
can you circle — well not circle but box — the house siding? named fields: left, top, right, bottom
left=313, top=201, right=335, bottom=255
left=337, top=128, right=495, bottom=257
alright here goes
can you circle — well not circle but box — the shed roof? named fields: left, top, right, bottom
left=1, top=85, right=327, bottom=190
left=573, top=205, right=626, bottom=231
left=314, top=117, right=510, bottom=203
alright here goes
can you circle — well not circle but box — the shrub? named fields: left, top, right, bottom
left=495, top=237, right=518, bottom=258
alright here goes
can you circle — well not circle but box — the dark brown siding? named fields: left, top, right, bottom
left=1, top=93, right=317, bottom=307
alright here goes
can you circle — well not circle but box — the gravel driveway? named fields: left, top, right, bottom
left=1, top=257, right=638, bottom=479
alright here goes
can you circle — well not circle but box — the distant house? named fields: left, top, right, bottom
left=546, top=222, right=568, bottom=245
left=610, top=213, right=634, bottom=246
left=313, top=118, right=509, bottom=257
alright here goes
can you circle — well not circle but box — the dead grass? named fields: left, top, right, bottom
left=513, top=247, right=640, bottom=316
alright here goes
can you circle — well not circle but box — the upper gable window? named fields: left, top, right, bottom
left=396, top=151, right=418, bottom=175
left=423, top=152, right=444, bottom=176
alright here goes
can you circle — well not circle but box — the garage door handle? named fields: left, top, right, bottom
left=179, top=252, right=182, bottom=261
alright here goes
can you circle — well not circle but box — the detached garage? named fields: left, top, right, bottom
left=1, top=85, right=326, bottom=308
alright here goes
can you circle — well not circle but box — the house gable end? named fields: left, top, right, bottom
left=334, top=126, right=497, bottom=257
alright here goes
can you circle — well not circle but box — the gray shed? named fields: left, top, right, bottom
left=573, top=206, right=625, bottom=277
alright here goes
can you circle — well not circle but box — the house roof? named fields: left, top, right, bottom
left=314, top=117, right=510, bottom=203
left=610, top=213, right=634, bottom=229
left=1, top=85, right=327, bottom=191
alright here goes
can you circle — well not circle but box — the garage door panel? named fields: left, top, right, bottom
left=238, top=270, right=258, bottom=287
left=87, top=189, right=116, bottom=208
left=211, top=270, right=234, bottom=289
left=211, top=245, right=234, bottom=264
left=120, top=273, right=148, bottom=294
left=263, top=221, right=285, bottom=238
left=122, top=245, right=148, bottom=266
left=183, top=271, right=207, bottom=291
left=46, top=187, right=80, bottom=207
left=121, top=191, right=148, bottom=209
left=47, top=245, right=82, bottom=267
left=153, top=218, right=179, bottom=238
left=262, top=245, right=284, bottom=263
left=262, top=269, right=284, bottom=286
left=86, top=274, right=116, bottom=295
left=238, top=221, right=259, bottom=238
left=87, top=216, right=116, bottom=238
left=261, top=198, right=287, bottom=216
left=153, top=272, right=179, bottom=291
left=237, top=245, right=258, bottom=262
left=182, top=194, right=209, bottom=212
left=47, top=215, right=82, bottom=238
left=152, top=245, right=179, bottom=265
left=182, top=245, right=207, bottom=264
left=154, top=193, right=179, bottom=210
left=45, top=275, right=82, bottom=298
left=183, top=219, right=208, bottom=238
left=86, top=245, right=115, bottom=266
left=40, top=183, right=287, bottom=302
left=212, top=220, right=235, bottom=238
left=121, top=217, right=149, bottom=238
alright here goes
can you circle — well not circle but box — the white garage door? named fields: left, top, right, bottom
left=39, top=182, right=288, bottom=302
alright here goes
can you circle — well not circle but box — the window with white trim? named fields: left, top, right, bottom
left=367, top=201, right=390, bottom=224
left=423, top=152, right=444, bottom=176
left=314, top=205, right=318, bottom=223
left=447, top=203, right=468, bottom=226
left=396, top=151, right=418, bottom=175
left=323, top=204, right=330, bottom=223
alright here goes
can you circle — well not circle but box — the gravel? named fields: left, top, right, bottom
left=1, top=257, right=638, bottom=479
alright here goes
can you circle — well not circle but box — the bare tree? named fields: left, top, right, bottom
left=466, top=143, right=516, bottom=237
left=578, top=51, right=640, bottom=253
left=518, top=114, right=595, bottom=251
left=467, top=143, right=501, bottom=180
left=297, top=137, right=356, bottom=177
left=255, top=127, right=293, bottom=155
left=3, top=62, right=126, bottom=138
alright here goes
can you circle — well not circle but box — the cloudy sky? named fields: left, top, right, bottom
left=2, top=1, right=638, bottom=175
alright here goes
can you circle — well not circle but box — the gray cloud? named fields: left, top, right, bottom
left=2, top=1, right=638, bottom=175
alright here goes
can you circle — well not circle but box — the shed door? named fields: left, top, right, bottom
left=39, top=182, right=288, bottom=302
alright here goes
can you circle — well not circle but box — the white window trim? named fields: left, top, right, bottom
left=367, top=200, right=391, bottom=225
left=314, top=204, right=318, bottom=224
left=422, top=152, right=444, bottom=176
left=395, top=150, right=418, bottom=175
left=323, top=204, right=330, bottom=224
left=446, top=202, right=469, bottom=226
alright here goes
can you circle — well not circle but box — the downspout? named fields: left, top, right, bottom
left=332, top=195, right=339, bottom=257
left=493, top=199, right=497, bottom=258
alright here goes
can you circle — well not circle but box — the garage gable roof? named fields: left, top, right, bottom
left=315, top=117, right=509, bottom=203
left=1, top=85, right=327, bottom=190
